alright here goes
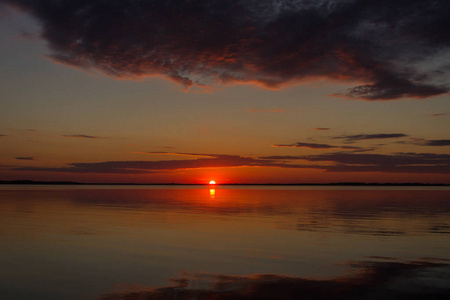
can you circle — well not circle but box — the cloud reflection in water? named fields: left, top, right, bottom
left=98, top=259, right=450, bottom=300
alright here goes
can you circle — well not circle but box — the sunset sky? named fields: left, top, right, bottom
left=0, top=0, right=449, bottom=184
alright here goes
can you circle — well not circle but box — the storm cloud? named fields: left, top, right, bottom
left=2, top=0, right=450, bottom=100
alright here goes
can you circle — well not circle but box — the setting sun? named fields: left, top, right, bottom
left=209, top=180, right=216, bottom=185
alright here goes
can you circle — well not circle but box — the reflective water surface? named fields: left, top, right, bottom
left=0, top=186, right=449, bottom=299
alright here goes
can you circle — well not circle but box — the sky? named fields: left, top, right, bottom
left=0, top=0, right=449, bottom=184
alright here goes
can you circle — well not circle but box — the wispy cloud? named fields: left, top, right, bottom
left=273, top=142, right=364, bottom=150
left=246, top=108, right=287, bottom=113
left=421, top=140, right=450, bottom=146
left=12, top=153, right=283, bottom=174
left=3, top=0, right=450, bottom=100
left=63, top=135, right=106, bottom=139
left=313, top=128, right=330, bottom=131
left=261, top=152, right=450, bottom=174
left=430, top=113, right=448, bottom=117
left=399, top=138, right=450, bottom=147
left=15, top=157, right=35, bottom=161
left=133, top=151, right=216, bottom=158
left=333, top=133, right=408, bottom=142
left=11, top=151, right=450, bottom=175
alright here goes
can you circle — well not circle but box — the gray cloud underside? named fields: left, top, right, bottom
left=313, top=128, right=331, bottom=131
left=273, top=142, right=363, bottom=150
left=63, top=135, right=105, bottom=139
left=420, top=139, right=450, bottom=146
left=398, top=138, right=450, bottom=147
left=15, top=156, right=34, bottom=160
left=12, top=152, right=450, bottom=174
left=333, top=133, right=408, bottom=142
left=2, top=0, right=450, bottom=100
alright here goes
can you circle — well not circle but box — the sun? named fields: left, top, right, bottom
left=209, top=180, right=216, bottom=185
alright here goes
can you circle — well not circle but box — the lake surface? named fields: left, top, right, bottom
left=1, top=185, right=449, bottom=300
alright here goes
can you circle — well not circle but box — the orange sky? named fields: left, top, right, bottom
left=0, top=2, right=449, bottom=183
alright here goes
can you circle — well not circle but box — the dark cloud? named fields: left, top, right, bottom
left=63, top=134, right=105, bottom=139
left=12, top=153, right=290, bottom=174
left=430, top=113, right=448, bottom=117
left=419, top=139, right=450, bottom=146
left=313, top=128, right=330, bottom=131
left=2, top=0, right=450, bottom=100
left=398, top=138, right=450, bottom=147
left=333, top=133, right=408, bottom=142
left=93, top=259, right=450, bottom=300
left=261, top=152, right=450, bottom=174
left=11, top=151, right=450, bottom=174
left=0, top=134, right=8, bottom=137
left=15, top=156, right=34, bottom=160
left=273, top=141, right=363, bottom=150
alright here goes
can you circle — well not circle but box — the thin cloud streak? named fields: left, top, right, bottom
left=420, top=139, right=450, bottom=146
left=11, top=151, right=450, bottom=175
left=333, top=133, right=408, bottom=142
left=398, top=138, right=450, bottom=147
left=273, top=142, right=364, bottom=150
left=313, top=128, right=330, bottom=131
left=262, top=152, right=450, bottom=174
left=15, top=157, right=35, bottom=161
left=63, top=135, right=106, bottom=139
left=2, top=0, right=450, bottom=100
left=133, top=151, right=217, bottom=158
left=246, top=108, right=287, bottom=113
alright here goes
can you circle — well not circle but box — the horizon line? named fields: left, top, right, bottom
left=0, top=180, right=449, bottom=186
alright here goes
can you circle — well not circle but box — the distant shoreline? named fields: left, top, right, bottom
left=0, top=180, right=448, bottom=186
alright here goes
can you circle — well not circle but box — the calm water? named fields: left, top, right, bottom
left=0, top=185, right=449, bottom=300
